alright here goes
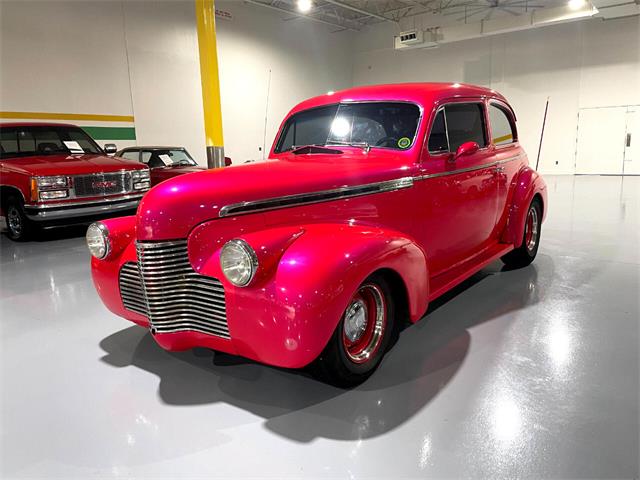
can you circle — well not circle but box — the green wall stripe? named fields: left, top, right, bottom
left=83, top=126, right=136, bottom=141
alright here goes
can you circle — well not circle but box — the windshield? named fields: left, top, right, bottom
left=142, top=149, right=197, bottom=168
left=0, top=125, right=103, bottom=159
left=275, top=102, right=421, bottom=153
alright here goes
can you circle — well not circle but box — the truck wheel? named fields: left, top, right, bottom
left=5, top=196, right=32, bottom=241
left=314, top=273, right=396, bottom=388
left=501, top=198, right=542, bottom=269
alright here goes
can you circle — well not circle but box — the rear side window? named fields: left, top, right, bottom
left=445, top=103, right=487, bottom=151
left=120, top=151, right=140, bottom=161
left=489, top=104, right=516, bottom=145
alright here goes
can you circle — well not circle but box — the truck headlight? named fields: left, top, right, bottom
left=220, top=239, right=258, bottom=287
left=36, top=175, right=68, bottom=189
left=132, top=169, right=151, bottom=191
left=86, top=222, right=110, bottom=259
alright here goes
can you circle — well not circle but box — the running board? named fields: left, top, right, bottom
left=428, top=243, right=514, bottom=302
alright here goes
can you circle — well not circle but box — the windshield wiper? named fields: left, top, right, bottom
left=325, top=140, right=371, bottom=153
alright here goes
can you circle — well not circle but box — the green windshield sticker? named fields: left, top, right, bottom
left=398, top=137, right=412, bottom=149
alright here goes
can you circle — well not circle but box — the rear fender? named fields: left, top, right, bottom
left=504, top=167, right=548, bottom=247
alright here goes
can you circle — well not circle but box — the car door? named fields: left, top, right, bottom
left=486, top=100, right=523, bottom=239
left=415, top=99, right=498, bottom=277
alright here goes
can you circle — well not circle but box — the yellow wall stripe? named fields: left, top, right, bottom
left=0, top=111, right=134, bottom=122
left=493, top=134, right=513, bottom=144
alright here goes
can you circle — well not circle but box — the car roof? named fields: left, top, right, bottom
left=288, top=82, right=512, bottom=116
left=0, top=122, right=79, bottom=128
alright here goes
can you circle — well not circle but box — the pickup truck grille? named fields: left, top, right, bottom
left=73, top=172, right=131, bottom=198
left=118, top=240, right=230, bottom=339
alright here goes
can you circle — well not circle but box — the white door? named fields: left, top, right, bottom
left=623, top=109, right=640, bottom=175
left=575, top=107, right=627, bottom=175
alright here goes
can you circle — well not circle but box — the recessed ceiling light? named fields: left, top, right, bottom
left=568, top=0, right=585, bottom=10
left=297, top=0, right=313, bottom=12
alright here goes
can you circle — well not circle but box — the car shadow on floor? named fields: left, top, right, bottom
left=99, top=258, right=548, bottom=443
left=0, top=218, right=89, bottom=242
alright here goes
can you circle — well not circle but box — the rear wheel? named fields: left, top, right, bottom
left=314, top=273, right=395, bottom=387
left=5, top=196, right=33, bottom=241
left=501, top=198, right=542, bottom=268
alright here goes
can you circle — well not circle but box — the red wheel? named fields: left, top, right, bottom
left=501, top=198, right=542, bottom=268
left=341, top=284, right=387, bottom=364
left=314, top=274, right=396, bottom=387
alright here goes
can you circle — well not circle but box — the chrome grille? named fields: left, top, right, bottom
left=72, top=171, right=131, bottom=197
left=119, top=262, right=148, bottom=316
left=133, top=240, right=230, bottom=339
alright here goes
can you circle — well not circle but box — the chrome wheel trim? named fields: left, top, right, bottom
left=7, top=205, right=22, bottom=237
left=344, top=299, right=368, bottom=342
left=526, top=206, right=539, bottom=253
left=342, top=284, right=386, bottom=364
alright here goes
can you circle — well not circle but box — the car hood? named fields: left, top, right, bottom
left=137, top=151, right=416, bottom=240
left=1, top=154, right=146, bottom=176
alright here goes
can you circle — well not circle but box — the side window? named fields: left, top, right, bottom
left=428, top=109, right=448, bottom=153
left=489, top=104, right=516, bottom=146
left=444, top=103, right=487, bottom=151
left=141, top=151, right=152, bottom=164
left=120, top=151, right=139, bottom=161
left=0, top=128, right=18, bottom=155
left=17, top=129, right=36, bottom=152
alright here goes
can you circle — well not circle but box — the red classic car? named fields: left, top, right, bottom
left=0, top=122, right=150, bottom=240
left=116, top=146, right=205, bottom=186
left=88, top=83, right=547, bottom=386
left=116, top=146, right=233, bottom=186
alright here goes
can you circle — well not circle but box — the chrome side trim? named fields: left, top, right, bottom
left=219, top=177, right=414, bottom=217
left=416, top=154, right=522, bottom=181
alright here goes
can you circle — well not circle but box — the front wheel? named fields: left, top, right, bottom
left=313, top=273, right=396, bottom=388
left=501, top=198, right=542, bottom=268
left=5, top=196, right=33, bottom=241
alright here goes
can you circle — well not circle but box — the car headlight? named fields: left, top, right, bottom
left=220, top=239, right=258, bottom=287
left=131, top=169, right=150, bottom=180
left=36, top=175, right=68, bottom=189
left=86, top=222, right=110, bottom=259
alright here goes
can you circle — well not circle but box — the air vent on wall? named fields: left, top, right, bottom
left=394, top=29, right=439, bottom=50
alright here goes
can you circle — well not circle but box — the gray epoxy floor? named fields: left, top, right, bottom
left=1, top=175, right=638, bottom=479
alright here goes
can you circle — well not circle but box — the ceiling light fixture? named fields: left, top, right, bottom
left=568, top=0, right=586, bottom=10
left=297, top=0, right=313, bottom=13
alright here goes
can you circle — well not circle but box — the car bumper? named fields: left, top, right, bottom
left=24, top=194, right=144, bottom=221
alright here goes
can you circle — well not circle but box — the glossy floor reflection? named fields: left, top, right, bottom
left=1, top=175, right=638, bottom=479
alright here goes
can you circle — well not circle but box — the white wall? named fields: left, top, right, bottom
left=0, top=0, right=354, bottom=165
left=353, top=16, right=640, bottom=174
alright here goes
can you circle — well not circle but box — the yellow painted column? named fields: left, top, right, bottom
left=195, top=0, right=225, bottom=168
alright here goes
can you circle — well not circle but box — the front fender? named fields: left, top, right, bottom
left=504, top=167, right=548, bottom=247
left=196, top=222, right=428, bottom=368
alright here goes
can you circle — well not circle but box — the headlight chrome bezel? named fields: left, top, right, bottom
left=220, top=239, right=258, bottom=287
left=86, top=222, right=111, bottom=260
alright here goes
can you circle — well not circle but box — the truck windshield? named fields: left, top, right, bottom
left=0, top=126, right=103, bottom=159
left=275, top=102, right=421, bottom=153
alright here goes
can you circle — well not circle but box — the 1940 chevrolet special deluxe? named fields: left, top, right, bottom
left=88, top=83, right=547, bottom=386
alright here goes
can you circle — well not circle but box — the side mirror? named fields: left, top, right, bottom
left=104, top=144, right=117, bottom=155
left=224, top=156, right=232, bottom=167
left=453, top=141, right=479, bottom=160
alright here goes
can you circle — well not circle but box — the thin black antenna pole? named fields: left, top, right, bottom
left=536, top=97, right=549, bottom=171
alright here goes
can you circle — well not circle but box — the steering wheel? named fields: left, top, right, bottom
left=375, top=136, right=398, bottom=147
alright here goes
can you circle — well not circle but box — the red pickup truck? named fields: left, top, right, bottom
left=0, top=122, right=150, bottom=240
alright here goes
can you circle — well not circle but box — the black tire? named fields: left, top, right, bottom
left=4, top=196, right=33, bottom=241
left=313, top=273, right=396, bottom=388
left=501, top=198, right=542, bottom=269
